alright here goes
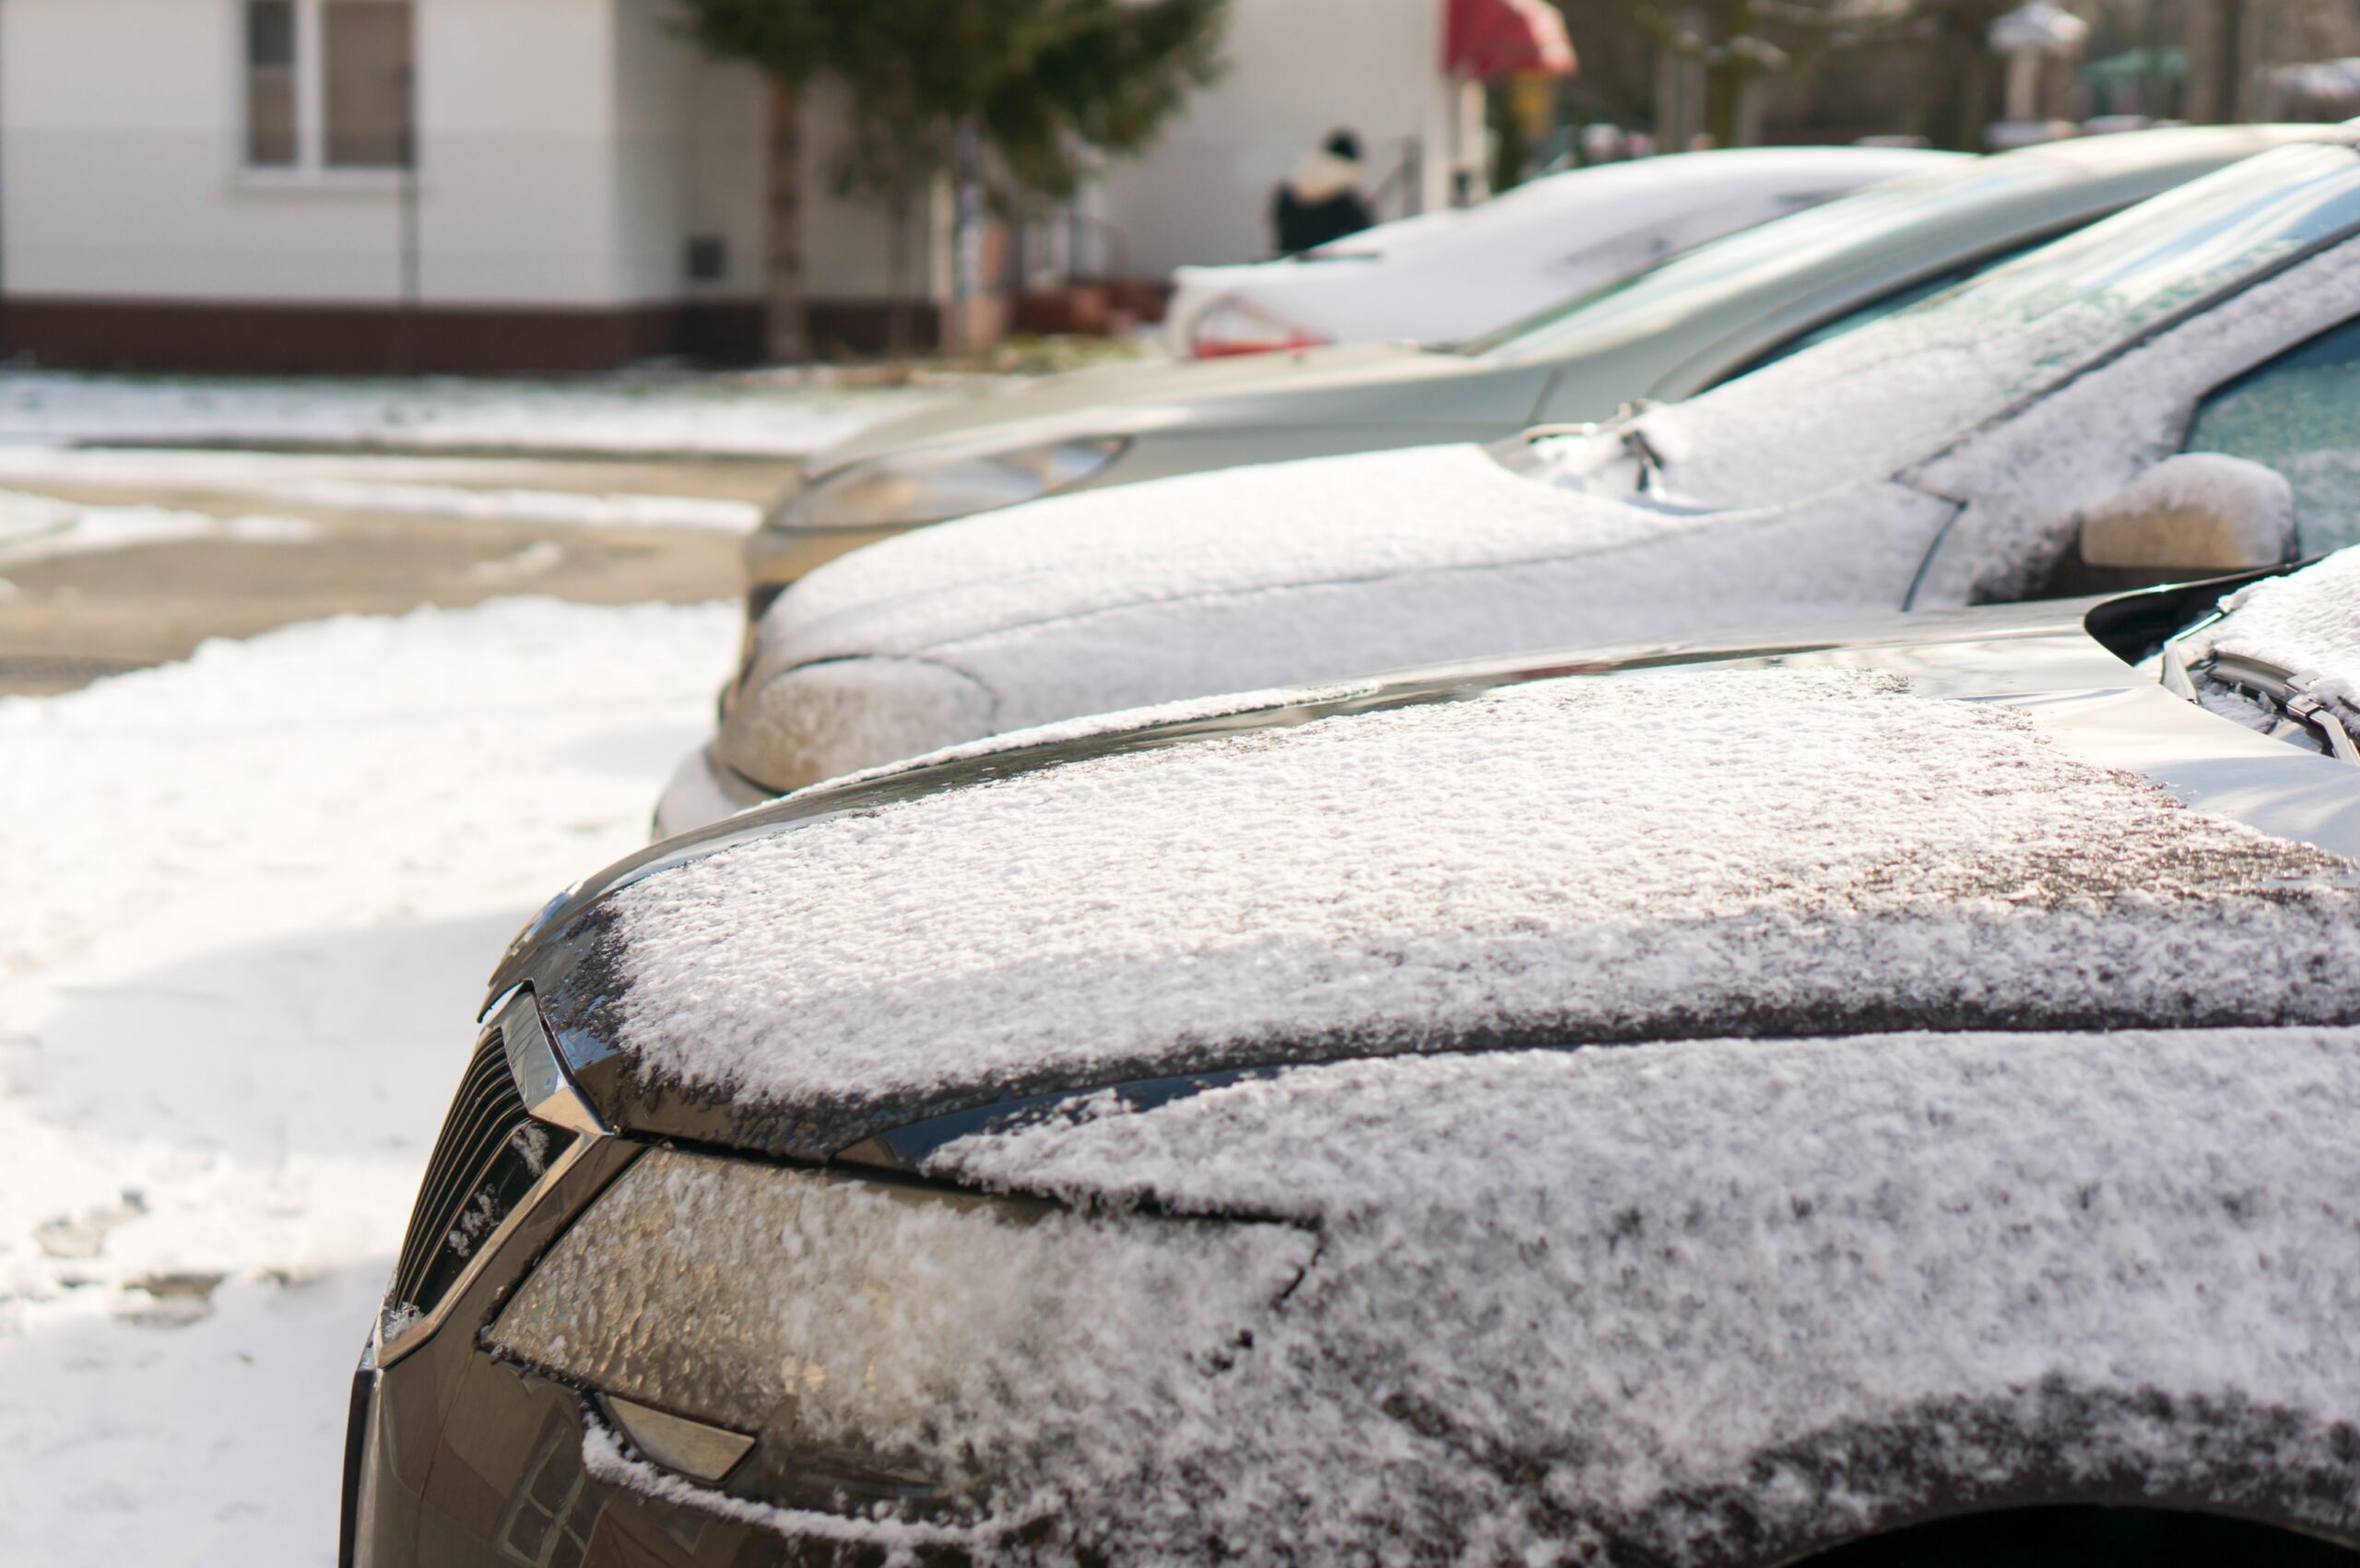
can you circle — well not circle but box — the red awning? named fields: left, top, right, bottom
left=1447, top=0, right=1578, bottom=79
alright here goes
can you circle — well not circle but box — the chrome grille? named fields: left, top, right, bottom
left=391, top=1023, right=567, bottom=1319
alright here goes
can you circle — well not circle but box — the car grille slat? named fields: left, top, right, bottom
left=398, top=1046, right=518, bottom=1295
left=391, top=1024, right=560, bottom=1320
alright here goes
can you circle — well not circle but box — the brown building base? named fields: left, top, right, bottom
left=0, top=298, right=770, bottom=375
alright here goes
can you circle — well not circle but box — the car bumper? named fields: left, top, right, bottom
left=343, top=1319, right=822, bottom=1568
left=651, top=739, right=776, bottom=842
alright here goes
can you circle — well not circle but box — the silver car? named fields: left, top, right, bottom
left=746, top=124, right=2333, bottom=611
left=663, top=133, right=2360, bottom=828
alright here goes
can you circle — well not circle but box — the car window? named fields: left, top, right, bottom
left=2183, top=313, right=2360, bottom=553
left=1710, top=234, right=2060, bottom=387
left=1467, top=160, right=2060, bottom=361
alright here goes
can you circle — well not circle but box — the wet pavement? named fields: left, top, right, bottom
left=0, top=451, right=790, bottom=695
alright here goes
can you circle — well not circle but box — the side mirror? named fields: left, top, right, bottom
left=2076, top=454, right=2296, bottom=578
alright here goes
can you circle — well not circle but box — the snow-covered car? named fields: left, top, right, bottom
left=749, top=126, right=2329, bottom=607
left=349, top=551, right=2360, bottom=1568
left=667, top=132, right=2360, bottom=823
left=1163, top=145, right=1959, bottom=358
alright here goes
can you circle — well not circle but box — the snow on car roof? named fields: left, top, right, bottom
left=1300, top=146, right=1951, bottom=261
left=2189, top=546, right=2360, bottom=717
left=598, top=666, right=2360, bottom=1146
left=913, top=1023, right=2360, bottom=1561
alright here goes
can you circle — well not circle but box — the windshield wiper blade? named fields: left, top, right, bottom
left=2182, top=649, right=2360, bottom=766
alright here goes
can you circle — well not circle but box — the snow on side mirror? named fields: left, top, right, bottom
left=2078, top=454, right=2297, bottom=575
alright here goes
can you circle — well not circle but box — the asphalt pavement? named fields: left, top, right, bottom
left=0, top=452, right=790, bottom=695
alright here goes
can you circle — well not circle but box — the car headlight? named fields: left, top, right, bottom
left=490, top=1147, right=1314, bottom=1518
left=778, top=437, right=1127, bottom=531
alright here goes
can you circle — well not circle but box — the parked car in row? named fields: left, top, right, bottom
left=747, top=126, right=2331, bottom=610
left=349, top=546, right=2360, bottom=1567
left=663, top=131, right=2360, bottom=826
left=1162, top=145, right=1958, bottom=357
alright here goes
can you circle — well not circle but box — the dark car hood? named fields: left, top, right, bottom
left=493, top=580, right=2360, bottom=1161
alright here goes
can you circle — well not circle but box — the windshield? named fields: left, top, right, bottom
left=1596, top=141, right=2360, bottom=508
left=1469, top=159, right=2062, bottom=361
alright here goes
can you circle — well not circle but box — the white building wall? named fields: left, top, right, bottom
left=1089, top=0, right=1457, bottom=276
left=0, top=0, right=650, bottom=308
left=795, top=75, right=949, bottom=306
left=608, top=0, right=765, bottom=307
left=415, top=0, right=620, bottom=305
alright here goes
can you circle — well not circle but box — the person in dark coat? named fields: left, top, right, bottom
left=1271, top=129, right=1377, bottom=255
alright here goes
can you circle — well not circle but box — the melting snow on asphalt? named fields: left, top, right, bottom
left=0, top=368, right=967, bottom=459
left=0, top=489, right=322, bottom=566
left=0, top=596, right=736, bottom=1564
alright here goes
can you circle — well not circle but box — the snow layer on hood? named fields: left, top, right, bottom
left=900, top=1026, right=2360, bottom=1562
left=603, top=666, right=2360, bottom=1143
left=730, top=443, right=1947, bottom=785
left=2187, top=546, right=2360, bottom=716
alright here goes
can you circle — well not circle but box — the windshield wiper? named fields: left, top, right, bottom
left=1520, top=402, right=1664, bottom=498
left=2164, top=644, right=2360, bottom=766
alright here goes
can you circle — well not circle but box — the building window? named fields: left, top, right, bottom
left=324, top=1, right=414, bottom=168
left=242, top=0, right=413, bottom=172
left=244, top=1, right=298, bottom=167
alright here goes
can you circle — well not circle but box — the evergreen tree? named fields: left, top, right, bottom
left=673, top=0, right=1228, bottom=359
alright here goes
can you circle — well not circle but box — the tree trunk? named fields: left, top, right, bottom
left=764, top=79, right=807, bottom=364
left=1919, top=0, right=2002, bottom=150
left=1703, top=0, right=1752, bottom=148
left=886, top=174, right=914, bottom=359
left=1704, top=62, right=1749, bottom=147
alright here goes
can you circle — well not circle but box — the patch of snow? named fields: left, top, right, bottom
left=2185, top=547, right=2360, bottom=719
left=1613, top=144, right=2360, bottom=513
left=2072, top=452, right=2294, bottom=569
left=1910, top=240, right=2360, bottom=605
left=0, top=489, right=320, bottom=566
left=597, top=667, right=2360, bottom=1145
left=907, top=1025, right=2360, bottom=1561
left=0, top=369, right=953, bottom=459
left=468, top=538, right=569, bottom=581
left=264, top=478, right=759, bottom=531
left=0, top=595, right=736, bottom=1564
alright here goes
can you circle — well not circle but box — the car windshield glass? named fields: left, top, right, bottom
left=1468, top=159, right=2060, bottom=362
left=1612, top=142, right=2360, bottom=506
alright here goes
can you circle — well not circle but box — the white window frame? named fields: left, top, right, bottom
left=231, top=0, right=414, bottom=185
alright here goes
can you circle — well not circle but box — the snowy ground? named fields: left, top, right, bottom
left=0, top=367, right=967, bottom=459
left=0, top=597, right=738, bottom=1564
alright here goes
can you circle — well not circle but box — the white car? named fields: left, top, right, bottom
left=1164, top=146, right=1964, bottom=358
left=660, top=135, right=2360, bottom=833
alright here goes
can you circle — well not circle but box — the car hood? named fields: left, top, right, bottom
left=883, top=1022, right=2360, bottom=1562
left=809, top=342, right=1475, bottom=469
left=502, top=584, right=2360, bottom=1161
left=723, top=442, right=1959, bottom=791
